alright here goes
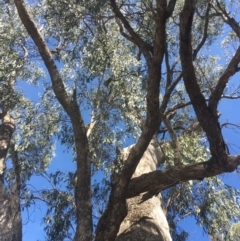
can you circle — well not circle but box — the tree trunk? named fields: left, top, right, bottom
left=116, top=139, right=172, bottom=241
left=0, top=181, right=22, bottom=241
left=0, top=114, right=22, bottom=241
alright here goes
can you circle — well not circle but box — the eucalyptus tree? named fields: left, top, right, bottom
left=0, top=2, right=58, bottom=240
left=10, top=0, right=240, bottom=241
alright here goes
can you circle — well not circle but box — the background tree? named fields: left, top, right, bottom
left=0, top=2, right=59, bottom=240
left=1, top=0, right=239, bottom=240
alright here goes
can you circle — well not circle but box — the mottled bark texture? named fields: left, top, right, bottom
left=0, top=114, right=22, bottom=241
left=116, top=139, right=172, bottom=241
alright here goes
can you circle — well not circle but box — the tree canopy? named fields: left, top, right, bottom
left=1, top=0, right=240, bottom=240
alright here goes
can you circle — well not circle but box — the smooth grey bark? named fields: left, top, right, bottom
left=116, top=139, right=172, bottom=241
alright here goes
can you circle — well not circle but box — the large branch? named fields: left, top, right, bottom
left=95, top=1, right=168, bottom=240
left=0, top=75, right=15, bottom=181
left=179, top=0, right=228, bottom=166
left=126, top=155, right=240, bottom=199
left=14, top=1, right=92, bottom=241
left=14, top=1, right=71, bottom=114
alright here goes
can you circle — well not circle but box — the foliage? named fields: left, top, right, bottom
left=228, top=222, right=240, bottom=241
left=1, top=0, right=240, bottom=241
left=0, top=0, right=58, bottom=223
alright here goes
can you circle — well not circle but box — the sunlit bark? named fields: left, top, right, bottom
left=116, top=139, right=171, bottom=241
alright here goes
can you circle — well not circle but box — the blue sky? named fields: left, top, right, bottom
left=21, top=145, right=74, bottom=241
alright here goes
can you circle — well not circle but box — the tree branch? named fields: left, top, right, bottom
left=159, top=112, right=182, bottom=166
left=165, top=101, right=192, bottom=114
left=193, top=3, right=211, bottom=60
left=208, top=4, right=240, bottom=112
left=159, top=72, right=183, bottom=116
left=179, top=0, right=228, bottom=166
left=109, top=0, right=153, bottom=64
left=14, top=1, right=92, bottom=241
left=213, top=0, right=240, bottom=38
left=126, top=155, right=240, bottom=199
left=166, top=0, right=177, bottom=18
left=95, top=1, right=168, bottom=240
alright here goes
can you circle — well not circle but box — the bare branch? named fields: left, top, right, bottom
left=183, top=121, right=202, bottom=135
left=159, top=72, right=183, bottom=116
left=221, top=122, right=240, bottom=129
left=87, top=110, right=97, bottom=138
left=165, top=42, right=172, bottom=88
left=165, top=101, right=192, bottom=114
left=207, top=3, right=240, bottom=112
left=222, top=94, right=240, bottom=99
left=9, top=146, right=21, bottom=193
left=195, top=5, right=220, bottom=19
left=18, top=43, right=28, bottom=60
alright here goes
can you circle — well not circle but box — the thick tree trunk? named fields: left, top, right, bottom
left=116, top=139, right=172, bottom=241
